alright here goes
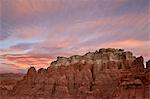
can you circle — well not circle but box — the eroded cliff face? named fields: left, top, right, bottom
left=51, top=48, right=135, bottom=67
left=1, top=48, right=149, bottom=99
left=0, top=73, right=24, bottom=98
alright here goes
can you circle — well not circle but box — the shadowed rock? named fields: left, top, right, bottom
left=146, top=60, right=150, bottom=69
left=1, top=48, right=149, bottom=99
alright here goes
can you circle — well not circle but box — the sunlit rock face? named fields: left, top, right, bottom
left=1, top=48, right=149, bottom=99
left=51, top=48, right=135, bottom=67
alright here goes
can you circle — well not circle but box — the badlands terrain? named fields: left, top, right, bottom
left=0, top=48, right=150, bottom=99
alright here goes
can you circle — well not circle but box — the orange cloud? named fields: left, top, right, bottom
left=0, top=54, right=52, bottom=69
left=100, top=39, right=150, bottom=49
left=0, top=63, right=26, bottom=73
left=1, top=61, right=28, bottom=68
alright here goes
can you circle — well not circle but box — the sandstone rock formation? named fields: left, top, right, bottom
left=51, top=48, right=135, bottom=67
left=0, top=48, right=149, bottom=99
left=0, top=73, right=24, bottom=98
left=146, top=60, right=150, bottom=69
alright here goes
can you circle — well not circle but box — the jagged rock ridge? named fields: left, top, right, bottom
left=0, top=48, right=149, bottom=99
left=51, top=48, right=135, bottom=67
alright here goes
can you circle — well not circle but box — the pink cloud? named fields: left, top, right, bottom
left=46, top=12, right=148, bottom=38
left=7, top=0, right=61, bottom=18
left=5, top=0, right=96, bottom=19
left=0, top=54, right=53, bottom=69
left=69, top=39, right=150, bottom=58
left=98, top=39, right=150, bottom=59
left=14, top=26, right=44, bottom=39
left=99, top=39, right=150, bottom=49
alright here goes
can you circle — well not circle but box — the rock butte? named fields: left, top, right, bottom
left=0, top=48, right=150, bottom=99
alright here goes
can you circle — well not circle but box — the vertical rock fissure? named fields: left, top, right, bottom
left=90, top=64, right=94, bottom=91
left=4, top=49, right=149, bottom=99
left=51, top=82, right=56, bottom=97
left=91, top=64, right=94, bottom=81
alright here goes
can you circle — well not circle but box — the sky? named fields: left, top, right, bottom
left=0, top=0, right=149, bottom=73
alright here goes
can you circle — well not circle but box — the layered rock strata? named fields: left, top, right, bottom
left=1, top=48, right=149, bottom=99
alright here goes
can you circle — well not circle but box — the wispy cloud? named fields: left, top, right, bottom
left=0, top=53, right=52, bottom=69
left=0, top=0, right=149, bottom=73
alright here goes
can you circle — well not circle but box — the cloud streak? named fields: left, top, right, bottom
left=0, top=0, right=149, bottom=73
left=0, top=53, right=52, bottom=70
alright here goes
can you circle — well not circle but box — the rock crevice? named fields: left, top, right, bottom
left=1, top=48, right=149, bottom=99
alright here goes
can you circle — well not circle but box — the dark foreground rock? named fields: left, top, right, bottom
left=0, top=48, right=149, bottom=99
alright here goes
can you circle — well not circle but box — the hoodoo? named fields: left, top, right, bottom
left=0, top=48, right=149, bottom=99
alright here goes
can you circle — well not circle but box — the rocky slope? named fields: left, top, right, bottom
left=0, top=48, right=149, bottom=99
left=0, top=73, right=24, bottom=98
